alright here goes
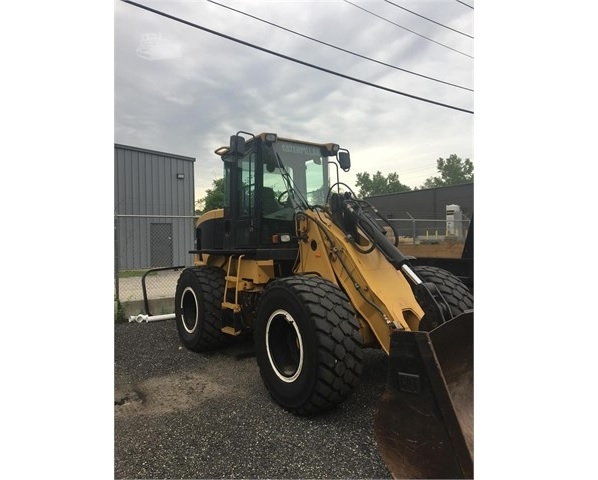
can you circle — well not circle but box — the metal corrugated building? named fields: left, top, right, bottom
left=366, top=183, right=474, bottom=220
left=365, top=183, right=473, bottom=238
left=114, top=144, right=196, bottom=270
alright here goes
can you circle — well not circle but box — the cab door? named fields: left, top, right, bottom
left=223, top=149, right=258, bottom=250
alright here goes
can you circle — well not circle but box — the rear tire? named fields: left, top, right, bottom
left=412, top=265, right=473, bottom=330
left=174, top=266, right=230, bottom=351
left=254, top=276, right=363, bottom=415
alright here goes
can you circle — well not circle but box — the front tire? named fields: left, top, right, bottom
left=412, top=265, right=473, bottom=331
left=174, top=266, right=230, bottom=351
left=254, top=276, right=363, bottom=415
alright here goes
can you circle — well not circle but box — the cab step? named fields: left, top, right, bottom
left=221, top=326, right=243, bottom=336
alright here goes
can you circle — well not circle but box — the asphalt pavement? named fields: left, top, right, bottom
left=114, top=319, right=392, bottom=479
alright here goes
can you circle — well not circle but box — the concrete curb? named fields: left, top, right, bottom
left=116, top=297, right=176, bottom=322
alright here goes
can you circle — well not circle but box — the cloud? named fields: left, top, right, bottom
left=115, top=0, right=474, bottom=199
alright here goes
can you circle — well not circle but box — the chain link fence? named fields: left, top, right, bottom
left=114, top=214, right=196, bottom=322
left=386, top=217, right=471, bottom=244
left=114, top=214, right=471, bottom=321
left=115, top=267, right=186, bottom=321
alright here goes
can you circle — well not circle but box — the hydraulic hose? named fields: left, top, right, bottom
left=343, top=201, right=409, bottom=269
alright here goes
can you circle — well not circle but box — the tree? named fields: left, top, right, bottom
left=355, top=171, right=412, bottom=198
left=195, top=177, right=224, bottom=215
left=422, top=154, right=473, bottom=188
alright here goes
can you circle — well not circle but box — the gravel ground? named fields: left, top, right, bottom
left=114, top=320, right=392, bottom=479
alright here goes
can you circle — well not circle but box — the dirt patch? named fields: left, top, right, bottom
left=115, top=371, right=231, bottom=417
left=399, top=241, right=465, bottom=259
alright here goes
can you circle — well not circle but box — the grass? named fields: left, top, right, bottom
left=114, top=298, right=127, bottom=323
left=117, top=270, right=157, bottom=279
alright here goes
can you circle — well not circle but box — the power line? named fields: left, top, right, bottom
left=344, top=0, right=473, bottom=59
left=207, top=0, right=472, bottom=92
left=455, top=1, right=474, bottom=9
left=120, top=1, right=473, bottom=114
left=383, top=0, right=473, bottom=39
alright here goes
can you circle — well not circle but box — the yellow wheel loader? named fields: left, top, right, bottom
left=175, top=131, right=473, bottom=478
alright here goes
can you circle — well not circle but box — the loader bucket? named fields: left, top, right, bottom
left=374, top=311, right=473, bottom=479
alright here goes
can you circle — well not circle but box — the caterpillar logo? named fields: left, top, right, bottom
left=280, top=143, right=321, bottom=157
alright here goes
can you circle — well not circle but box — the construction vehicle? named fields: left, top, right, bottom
left=174, top=131, right=473, bottom=478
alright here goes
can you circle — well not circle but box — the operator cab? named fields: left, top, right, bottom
left=195, top=131, right=349, bottom=262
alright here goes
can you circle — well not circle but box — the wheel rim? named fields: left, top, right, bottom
left=265, top=309, right=304, bottom=383
left=180, top=286, right=198, bottom=333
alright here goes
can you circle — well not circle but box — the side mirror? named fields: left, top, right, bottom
left=338, top=150, right=351, bottom=172
left=229, top=135, right=246, bottom=156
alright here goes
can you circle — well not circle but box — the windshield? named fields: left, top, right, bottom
left=266, top=140, right=330, bottom=207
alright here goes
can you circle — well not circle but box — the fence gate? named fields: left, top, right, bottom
left=150, top=223, right=173, bottom=267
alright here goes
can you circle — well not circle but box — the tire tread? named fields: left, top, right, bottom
left=175, top=266, right=230, bottom=351
left=256, top=276, right=364, bottom=415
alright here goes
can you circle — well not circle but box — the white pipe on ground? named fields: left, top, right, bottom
left=129, top=313, right=175, bottom=323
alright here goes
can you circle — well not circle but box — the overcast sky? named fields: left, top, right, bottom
left=114, top=0, right=474, bottom=202
left=6, top=3, right=598, bottom=476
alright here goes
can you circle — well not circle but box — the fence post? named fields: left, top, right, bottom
left=407, top=212, right=416, bottom=245
left=114, top=215, right=120, bottom=302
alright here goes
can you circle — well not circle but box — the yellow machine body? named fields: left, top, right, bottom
left=177, top=132, right=473, bottom=478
